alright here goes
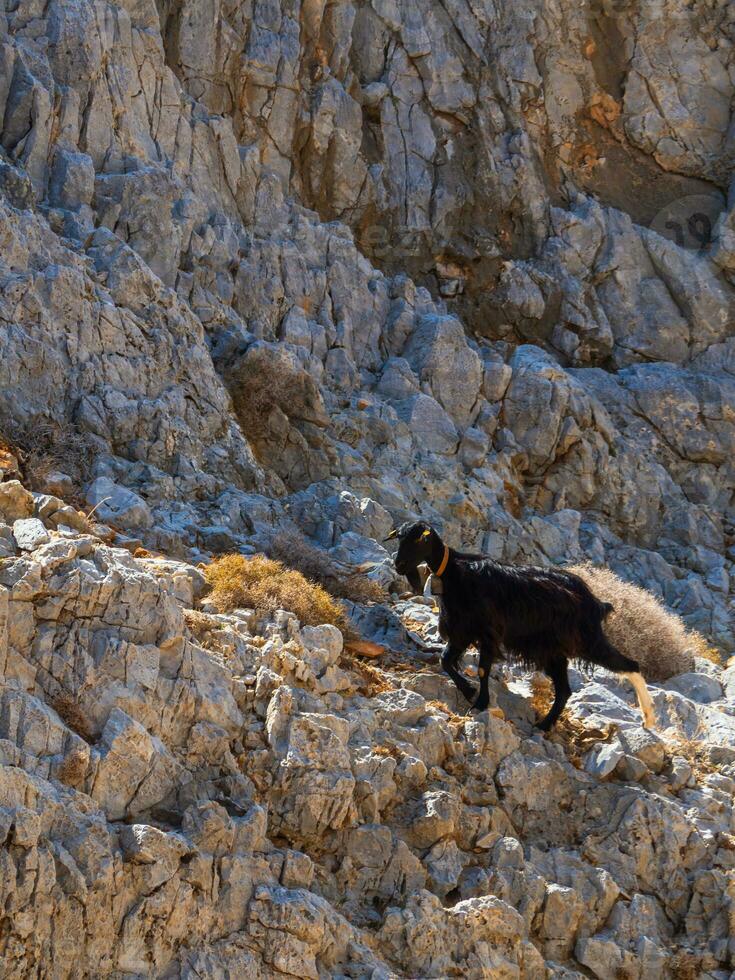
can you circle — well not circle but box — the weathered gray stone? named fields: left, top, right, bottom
left=12, top=518, right=50, bottom=551
left=85, top=478, right=153, bottom=531
left=585, top=743, right=624, bottom=779
left=0, top=0, right=734, bottom=973
left=48, top=150, right=95, bottom=211
left=663, top=673, right=723, bottom=705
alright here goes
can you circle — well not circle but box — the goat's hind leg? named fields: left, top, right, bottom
left=472, top=639, right=499, bottom=713
left=536, top=658, right=572, bottom=732
left=440, top=643, right=476, bottom=704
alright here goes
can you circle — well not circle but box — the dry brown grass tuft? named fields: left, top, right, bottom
left=204, top=553, right=347, bottom=630
left=569, top=564, right=705, bottom=680
left=686, top=632, right=722, bottom=666
left=551, top=715, right=618, bottom=770
left=340, top=651, right=394, bottom=696
left=426, top=699, right=466, bottom=723
left=666, top=737, right=718, bottom=782
left=668, top=951, right=708, bottom=980
left=267, top=530, right=387, bottom=605
left=51, top=692, right=94, bottom=743
left=530, top=675, right=617, bottom=767
left=56, top=747, right=89, bottom=787
left=530, top=674, right=553, bottom=720
left=227, top=347, right=298, bottom=430
left=184, top=609, right=226, bottom=644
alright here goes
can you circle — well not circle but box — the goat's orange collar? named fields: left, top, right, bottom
left=435, top=545, right=449, bottom=577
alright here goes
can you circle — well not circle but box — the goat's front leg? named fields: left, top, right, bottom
left=440, top=643, right=476, bottom=703
left=536, top=657, right=572, bottom=731
left=473, top=639, right=499, bottom=712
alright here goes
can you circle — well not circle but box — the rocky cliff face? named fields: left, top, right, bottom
left=0, top=0, right=734, bottom=976
left=0, top=483, right=734, bottom=978
left=0, top=0, right=733, bottom=649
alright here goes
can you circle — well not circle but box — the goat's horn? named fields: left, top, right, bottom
left=383, top=529, right=398, bottom=541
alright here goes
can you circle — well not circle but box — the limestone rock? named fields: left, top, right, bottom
left=0, top=482, right=34, bottom=523
left=85, top=478, right=153, bottom=531
left=1, top=0, right=734, bottom=972
left=12, top=518, right=50, bottom=551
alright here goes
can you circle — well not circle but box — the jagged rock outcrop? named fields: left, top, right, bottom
left=1, top=0, right=734, bottom=974
left=0, top=0, right=732, bottom=654
left=0, top=501, right=734, bottom=976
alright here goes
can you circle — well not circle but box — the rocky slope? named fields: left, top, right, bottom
left=0, top=482, right=734, bottom=977
left=0, top=0, right=734, bottom=975
left=0, top=0, right=733, bottom=652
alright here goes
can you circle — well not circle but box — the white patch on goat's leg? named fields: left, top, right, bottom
left=623, top=672, right=655, bottom=729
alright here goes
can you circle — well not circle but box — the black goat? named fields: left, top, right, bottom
left=387, top=521, right=654, bottom=730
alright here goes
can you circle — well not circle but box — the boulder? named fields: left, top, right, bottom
left=85, top=477, right=153, bottom=530
left=12, top=518, right=50, bottom=551
left=0, top=482, right=34, bottom=523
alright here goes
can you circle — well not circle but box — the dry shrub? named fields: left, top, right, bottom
left=569, top=564, right=703, bottom=680
left=51, top=692, right=94, bottom=743
left=267, top=530, right=387, bottom=605
left=56, top=747, right=89, bottom=787
left=204, top=553, right=347, bottom=630
left=0, top=417, right=95, bottom=496
left=686, top=632, right=722, bottom=666
left=226, top=345, right=327, bottom=452
left=613, top=967, right=636, bottom=980
left=184, top=609, right=225, bottom=644
left=666, top=737, right=718, bottom=782
left=228, top=349, right=295, bottom=433
left=668, top=951, right=707, bottom=980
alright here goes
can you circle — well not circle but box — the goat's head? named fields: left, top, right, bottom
left=384, top=521, right=441, bottom=593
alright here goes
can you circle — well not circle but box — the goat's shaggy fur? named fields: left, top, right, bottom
left=568, top=564, right=698, bottom=681
left=389, top=522, right=655, bottom=730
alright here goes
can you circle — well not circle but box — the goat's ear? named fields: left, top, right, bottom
left=383, top=529, right=398, bottom=541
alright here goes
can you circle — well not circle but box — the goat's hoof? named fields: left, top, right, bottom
left=535, top=718, right=554, bottom=733
left=472, top=699, right=490, bottom=713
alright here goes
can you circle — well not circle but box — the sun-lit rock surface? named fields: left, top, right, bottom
left=0, top=508, right=733, bottom=975
left=1, top=0, right=734, bottom=974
